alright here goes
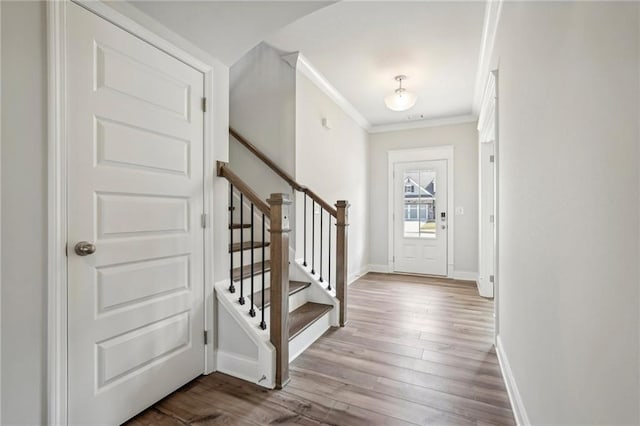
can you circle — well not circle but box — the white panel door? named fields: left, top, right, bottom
left=66, top=4, right=205, bottom=424
left=393, top=160, right=448, bottom=276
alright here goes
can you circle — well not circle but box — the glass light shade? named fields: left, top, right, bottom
left=384, top=89, right=418, bottom=111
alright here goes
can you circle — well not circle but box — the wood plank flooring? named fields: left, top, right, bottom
left=127, top=273, right=514, bottom=425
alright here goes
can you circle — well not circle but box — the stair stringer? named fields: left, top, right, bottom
left=215, top=280, right=275, bottom=389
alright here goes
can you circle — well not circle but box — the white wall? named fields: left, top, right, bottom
left=229, top=42, right=295, bottom=202
left=493, top=2, right=639, bottom=423
left=368, top=122, right=479, bottom=276
left=1, top=2, right=47, bottom=423
left=295, top=72, right=369, bottom=281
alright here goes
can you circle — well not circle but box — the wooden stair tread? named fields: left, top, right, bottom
left=288, top=302, right=333, bottom=341
left=229, top=223, right=252, bottom=229
left=228, top=241, right=270, bottom=253
left=232, top=260, right=271, bottom=282
left=253, top=281, right=310, bottom=310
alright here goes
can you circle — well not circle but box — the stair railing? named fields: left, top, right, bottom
left=229, top=128, right=349, bottom=327
left=217, top=162, right=291, bottom=387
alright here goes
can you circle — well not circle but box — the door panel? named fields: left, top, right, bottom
left=393, top=160, right=448, bottom=276
left=67, top=4, right=205, bottom=424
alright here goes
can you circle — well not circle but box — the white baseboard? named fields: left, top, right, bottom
left=294, top=255, right=368, bottom=286
left=348, top=265, right=370, bottom=285
left=496, top=335, right=530, bottom=426
left=452, top=270, right=478, bottom=282
left=368, top=264, right=391, bottom=273
left=216, top=350, right=260, bottom=385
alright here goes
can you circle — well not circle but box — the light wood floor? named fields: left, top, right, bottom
left=127, top=273, right=514, bottom=425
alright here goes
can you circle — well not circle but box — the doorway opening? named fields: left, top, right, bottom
left=388, top=146, right=454, bottom=277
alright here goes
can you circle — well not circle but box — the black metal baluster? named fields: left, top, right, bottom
left=328, top=215, right=332, bottom=291
left=303, top=195, right=307, bottom=267
left=311, top=200, right=316, bottom=275
left=229, top=184, right=235, bottom=293
left=239, top=194, right=245, bottom=305
left=319, top=208, right=324, bottom=282
left=260, top=214, right=267, bottom=330
left=249, top=203, right=256, bottom=317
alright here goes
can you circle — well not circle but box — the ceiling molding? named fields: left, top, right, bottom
left=477, top=70, right=497, bottom=142
left=281, top=52, right=299, bottom=69
left=285, top=52, right=372, bottom=131
left=369, top=114, right=478, bottom=134
left=471, top=0, right=503, bottom=115
left=284, top=51, right=480, bottom=134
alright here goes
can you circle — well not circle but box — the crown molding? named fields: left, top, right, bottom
left=477, top=70, right=497, bottom=142
left=471, top=0, right=503, bottom=115
left=283, top=51, right=480, bottom=135
left=369, top=114, right=477, bottom=134
left=283, top=51, right=372, bottom=131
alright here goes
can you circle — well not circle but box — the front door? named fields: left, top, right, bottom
left=66, top=4, right=205, bottom=424
left=393, top=160, right=448, bottom=276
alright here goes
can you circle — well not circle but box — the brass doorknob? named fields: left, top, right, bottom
left=74, top=241, right=96, bottom=256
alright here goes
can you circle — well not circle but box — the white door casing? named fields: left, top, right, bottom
left=66, top=3, right=205, bottom=424
left=393, top=160, right=448, bottom=276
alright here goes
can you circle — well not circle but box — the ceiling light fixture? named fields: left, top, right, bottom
left=384, top=75, right=417, bottom=112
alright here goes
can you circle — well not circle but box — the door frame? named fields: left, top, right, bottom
left=477, top=69, right=499, bottom=341
left=478, top=140, right=495, bottom=298
left=47, top=1, right=219, bottom=423
left=387, top=146, right=454, bottom=276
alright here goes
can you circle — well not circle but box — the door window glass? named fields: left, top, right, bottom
left=403, top=169, right=436, bottom=238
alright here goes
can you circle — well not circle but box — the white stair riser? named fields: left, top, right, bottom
left=233, top=271, right=271, bottom=291
left=289, top=309, right=332, bottom=362
left=289, top=288, right=308, bottom=312
left=262, top=287, right=309, bottom=318
left=231, top=227, right=270, bottom=243
left=231, top=249, right=269, bottom=268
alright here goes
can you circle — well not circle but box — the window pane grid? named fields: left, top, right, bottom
left=403, top=169, right=436, bottom=239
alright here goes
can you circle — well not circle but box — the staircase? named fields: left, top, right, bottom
left=215, top=129, right=349, bottom=389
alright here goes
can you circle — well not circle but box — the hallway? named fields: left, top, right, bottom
left=128, top=273, right=514, bottom=425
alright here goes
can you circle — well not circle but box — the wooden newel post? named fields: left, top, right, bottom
left=267, top=193, right=291, bottom=389
left=335, top=200, right=349, bottom=327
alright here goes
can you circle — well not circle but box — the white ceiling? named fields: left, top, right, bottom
left=266, top=1, right=486, bottom=127
left=128, top=1, right=334, bottom=66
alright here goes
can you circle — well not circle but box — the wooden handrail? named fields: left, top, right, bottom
left=217, top=161, right=270, bottom=216
left=229, top=128, right=304, bottom=191
left=229, top=128, right=337, bottom=217
left=305, top=188, right=337, bottom=218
